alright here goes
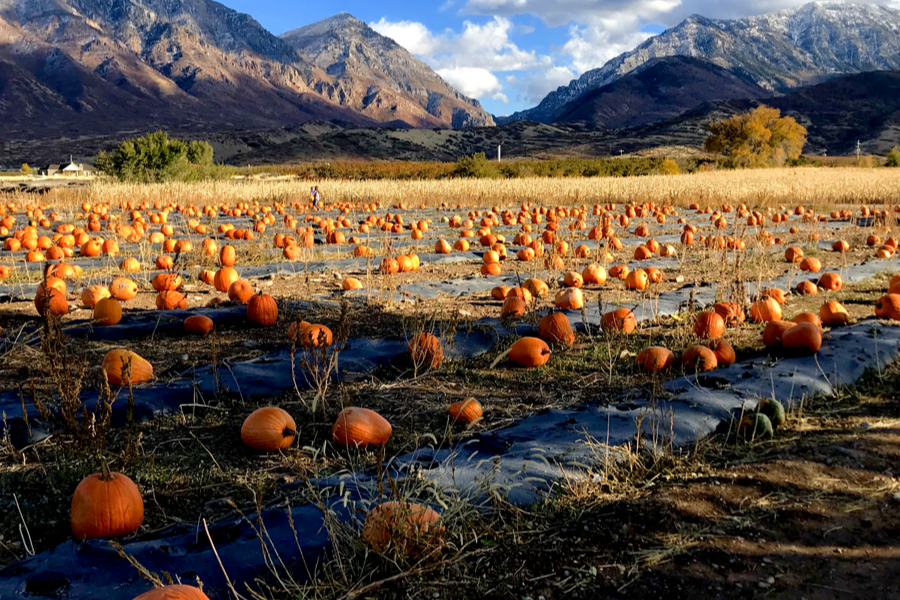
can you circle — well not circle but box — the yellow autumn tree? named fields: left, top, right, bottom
left=704, top=106, right=807, bottom=167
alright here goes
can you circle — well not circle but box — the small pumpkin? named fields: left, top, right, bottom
left=332, top=407, right=392, bottom=447
left=738, top=412, right=774, bottom=441
left=538, top=312, right=575, bottom=345
left=763, top=320, right=796, bottom=347
left=299, top=323, right=334, bottom=347
left=508, top=337, right=551, bottom=367
left=681, top=346, right=718, bottom=371
left=601, top=308, right=636, bottom=334
left=874, top=294, right=900, bottom=320
left=760, top=288, right=787, bottom=304
left=581, top=264, right=607, bottom=285
left=491, top=285, right=511, bottom=300
left=750, top=298, right=782, bottom=323
left=712, top=302, right=745, bottom=326
left=501, top=296, right=527, bottom=318
left=831, top=240, right=849, bottom=252
left=820, top=300, right=850, bottom=326
left=213, top=267, right=239, bottom=293
left=109, top=277, right=138, bottom=301
left=363, top=501, right=444, bottom=557
left=784, top=246, right=804, bottom=263
left=241, top=407, right=296, bottom=451
left=184, top=315, right=214, bottom=334
left=523, top=278, right=550, bottom=297
left=800, top=257, right=821, bottom=273
left=155, top=290, right=187, bottom=310
left=817, top=272, right=842, bottom=291
left=94, top=298, right=123, bottom=326
left=449, top=398, right=483, bottom=425
left=554, top=287, right=584, bottom=310
left=247, top=293, right=278, bottom=326
left=228, top=279, right=255, bottom=303
left=693, top=311, right=725, bottom=339
left=342, top=277, right=363, bottom=291
left=408, top=333, right=444, bottom=367
left=219, top=244, right=236, bottom=267
left=635, top=346, right=674, bottom=372
left=71, top=464, right=144, bottom=540
left=563, top=271, right=584, bottom=288
left=81, top=285, right=110, bottom=308
left=782, top=322, right=822, bottom=353
left=790, top=312, right=822, bottom=327
left=757, top=398, right=786, bottom=430
left=151, top=273, right=182, bottom=292
left=102, top=350, right=153, bottom=385
left=624, top=269, right=649, bottom=291
left=132, top=585, right=211, bottom=600
left=795, top=280, right=817, bottom=295
left=34, top=286, right=68, bottom=317
left=707, top=338, right=735, bottom=365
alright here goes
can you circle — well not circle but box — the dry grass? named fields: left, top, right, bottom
left=22, top=167, right=900, bottom=211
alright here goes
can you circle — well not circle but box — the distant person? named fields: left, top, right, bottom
left=311, top=186, right=321, bottom=209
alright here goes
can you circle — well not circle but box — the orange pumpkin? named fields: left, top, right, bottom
left=109, top=277, right=138, bottom=301
left=247, top=293, right=278, bottom=326
left=784, top=246, right=804, bottom=263
left=581, top=264, right=607, bottom=285
left=538, top=312, right=575, bottom=345
left=712, top=302, right=745, bottom=326
left=750, top=298, right=782, bottom=323
left=800, top=257, right=821, bottom=273
left=408, top=333, right=444, bottom=367
left=625, top=269, right=649, bottom=291
left=554, top=287, right=584, bottom=310
left=707, top=338, right=735, bottom=365
left=693, top=311, right=725, bottom=339
left=342, top=277, right=363, bottom=291
left=820, top=301, right=850, bottom=326
left=761, top=288, right=787, bottom=304
left=219, top=244, right=236, bottom=266
left=501, top=296, right=527, bottom=318
left=523, top=278, right=549, bottom=298
left=449, top=399, right=483, bottom=424
left=34, top=286, right=68, bottom=317
left=213, top=267, right=239, bottom=293
left=332, top=407, right=392, bottom=447
left=184, top=315, right=214, bottom=334
left=790, top=312, right=822, bottom=327
left=71, top=466, right=143, bottom=540
left=228, top=279, right=255, bottom=303
left=363, top=501, right=443, bottom=557
left=874, top=294, right=900, bottom=320
left=832, top=240, right=849, bottom=252
left=763, top=320, right=796, bottom=347
left=155, top=290, right=187, bottom=310
left=151, top=273, right=182, bottom=292
left=601, top=308, right=636, bottom=333
left=102, top=350, right=153, bottom=385
left=782, top=322, right=822, bottom=353
left=508, top=337, right=551, bottom=367
left=635, top=347, right=675, bottom=372
left=81, top=285, right=110, bottom=308
left=94, top=298, right=123, bottom=326
left=563, top=271, right=584, bottom=288
left=241, top=407, right=296, bottom=451
left=132, top=584, right=211, bottom=600
left=817, top=272, right=842, bottom=291
left=795, top=280, right=818, bottom=295
left=681, top=346, right=718, bottom=371
left=491, top=285, right=511, bottom=300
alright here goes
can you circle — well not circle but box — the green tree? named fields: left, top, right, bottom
left=659, top=158, right=680, bottom=175
left=886, top=146, right=900, bottom=167
left=705, top=106, right=807, bottom=167
left=95, top=132, right=222, bottom=182
left=454, top=152, right=500, bottom=178
left=20, top=163, right=31, bottom=176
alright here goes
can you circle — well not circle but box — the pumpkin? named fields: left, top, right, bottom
left=151, top=273, right=182, bottom=292
left=817, top=272, right=842, bottom=291
left=790, top=312, right=822, bottom=327
left=34, top=286, right=68, bottom=317
left=538, top=312, right=575, bottom=345
left=71, top=465, right=143, bottom=540
left=874, top=294, right=900, bottom=320
left=491, top=285, right=511, bottom=300
left=800, top=257, right=821, bottom=272
left=219, top=244, right=236, bottom=266
left=363, top=501, right=444, bottom=557
left=241, top=407, right=296, bottom=451
left=601, top=308, right=636, bottom=334
left=784, top=246, right=804, bottom=263
left=625, top=269, right=649, bottom=291
left=763, top=320, right=796, bottom=347
left=635, top=347, right=674, bottom=372
left=380, top=257, right=400, bottom=274
left=782, top=322, right=822, bottom=353
left=707, top=339, right=735, bottom=365
left=342, top=277, right=363, bottom=291
left=581, top=264, right=607, bottom=285
left=102, top=350, right=153, bottom=385
left=761, top=288, right=787, bottom=304
left=449, top=398, right=483, bottom=425
left=299, top=324, right=333, bottom=347
left=155, top=290, right=187, bottom=310
left=694, top=311, right=725, bottom=339
left=738, top=413, right=773, bottom=441
left=757, top=398, right=786, bottom=430
left=832, top=240, right=849, bottom=252
left=795, top=280, right=817, bottom=295
left=646, top=267, right=663, bottom=283
left=332, top=407, right=392, bottom=447
left=94, top=298, right=123, bottom=326
left=523, top=278, right=549, bottom=297
left=563, top=271, right=584, bottom=288
left=508, top=337, right=551, bottom=367
left=228, top=279, right=255, bottom=303
left=681, top=346, right=718, bottom=371
left=120, top=257, right=141, bottom=272
left=408, top=333, right=443, bottom=367
left=247, top=293, right=278, bottom=326
left=750, top=298, right=782, bottom=323
left=501, top=296, right=527, bottom=318
left=554, top=287, right=584, bottom=310
left=481, top=262, right=502, bottom=276
left=633, top=246, right=652, bottom=260
left=184, top=315, right=214, bottom=334
left=712, top=302, right=745, bottom=326
left=109, top=277, right=138, bottom=301
left=199, top=269, right=216, bottom=285
left=608, top=264, right=629, bottom=280
left=213, top=267, right=239, bottom=293
left=81, top=285, right=110, bottom=308
left=132, top=585, right=211, bottom=600
left=820, top=301, right=849, bottom=326
left=508, top=287, right=533, bottom=303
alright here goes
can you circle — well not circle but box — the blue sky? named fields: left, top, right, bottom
left=219, top=0, right=877, bottom=116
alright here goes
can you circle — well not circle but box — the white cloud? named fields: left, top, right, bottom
left=437, top=66, right=508, bottom=102
left=369, top=18, right=443, bottom=55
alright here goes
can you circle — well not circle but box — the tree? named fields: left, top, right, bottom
left=454, top=152, right=500, bottom=178
left=20, top=163, right=31, bottom=176
left=886, top=146, right=900, bottom=167
left=95, top=132, right=219, bottom=182
left=659, top=158, right=680, bottom=175
left=705, top=106, right=807, bottom=167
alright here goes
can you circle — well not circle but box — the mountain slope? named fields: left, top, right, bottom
left=552, top=56, right=773, bottom=128
left=281, top=13, right=493, bottom=128
left=501, top=2, right=900, bottom=124
left=0, top=0, right=490, bottom=143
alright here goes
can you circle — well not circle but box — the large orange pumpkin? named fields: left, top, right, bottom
left=219, top=244, right=236, bottom=267
left=81, top=285, right=111, bottom=308
left=71, top=466, right=143, bottom=540
left=750, top=298, right=782, bottom=323
left=782, top=322, right=822, bottom=353
left=241, top=407, right=296, bottom=451
left=635, top=347, right=674, bottom=372
left=408, top=333, right=444, bottom=367
left=151, top=273, right=182, bottom=292
left=228, top=279, right=255, bottom=303
left=94, top=298, right=123, bottom=326
left=601, top=308, right=636, bottom=333
left=817, top=272, right=842, bottom=291
left=247, top=293, right=278, bottom=326
left=681, top=346, right=718, bottom=371
left=101, top=350, right=153, bottom=385
left=538, top=312, right=575, bottom=345
left=763, top=320, right=796, bottom=347
left=820, top=301, right=849, bottom=326
left=213, top=267, right=239, bottom=293
left=874, top=294, right=900, bottom=320
left=508, top=337, right=551, bottom=367
left=35, top=286, right=68, bottom=317
left=707, top=338, right=735, bottom=365
left=109, top=277, right=138, bottom=301
left=184, top=315, right=214, bottom=334
left=625, top=269, right=649, bottom=291
left=332, top=407, right=392, bottom=447
left=363, top=501, right=444, bottom=557
left=693, top=311, right=725, bottom=339
left=132, top=585, right=211, bottom=600
left=554, top=287, right=584, bottom=310
left=449, top=398, right=483, bottom=425
left=712, top=302, right=745, bottom=326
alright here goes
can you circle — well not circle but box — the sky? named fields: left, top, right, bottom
left=221, top=0, right=896, bottom=116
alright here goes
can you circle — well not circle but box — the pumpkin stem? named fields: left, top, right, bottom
left=283, top=427, right=297, bottom=439
left=100, top=458, right=112, bottom=482
left=489, top=347, right=512, bottom=369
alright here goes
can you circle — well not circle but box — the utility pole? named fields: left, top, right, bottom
left=497, top=144, right=502, bottom=163
left=857, top=140, right=861, bottom=165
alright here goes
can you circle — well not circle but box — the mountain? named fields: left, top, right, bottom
left=281, top=13, right=493, bottom=128
left=552, top=56, right=773, bottom=128
left=501, top=2, right=900, bottom=125
left=0, top=1, right=490, bottom=147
